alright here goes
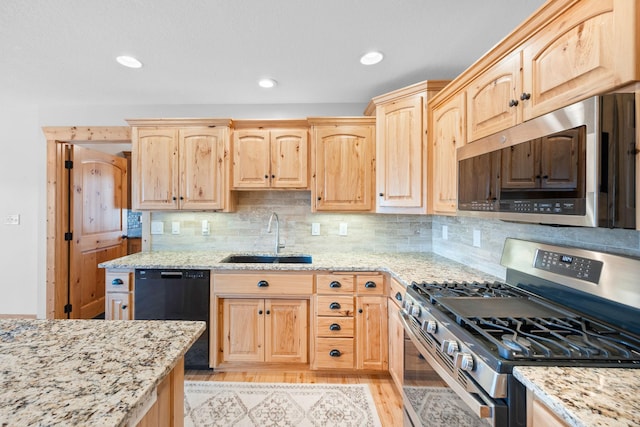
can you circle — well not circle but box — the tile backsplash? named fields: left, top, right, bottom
left=143, top=191, right=640, bottom=280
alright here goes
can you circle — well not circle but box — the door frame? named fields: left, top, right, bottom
left=42, top=127, right=131, bottom=319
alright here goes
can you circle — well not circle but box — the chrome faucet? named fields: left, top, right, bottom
left=267, top=212, right=285, bottom=254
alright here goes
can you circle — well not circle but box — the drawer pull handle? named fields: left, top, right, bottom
left=329, top=302, right=341, bottom=310
left=121, top=305, right=128, bottom=310
left=329, top=349, right=341, bottom=357
left=395, top=292, right=403, bottom=301
left=364, top=281, right=376, bottom=288
left=111, top=278, right=124, bottom=285
left=329, top=281, right=342, bottom=288
left=257, top=280, right=269, bottom=287
left=329, top=323, right=341, bottom=331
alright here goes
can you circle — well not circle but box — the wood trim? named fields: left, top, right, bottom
left=231, top=119, right=309, bottom=129
left=44, top=127, right=132, bottom=319
left=368, top=80, right=451, bottom=108
left=307, top=117, right=376, bottom=126
left=126, top=118, right=232, bottom=127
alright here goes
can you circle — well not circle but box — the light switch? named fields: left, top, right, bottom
left=151, top=221, right=164, bottom=235
left=202, top=220, right=210, bottom=236
left=171, top=221, right=180, bottom=234
left=442, top=225, right=448, bottom=240
left=473, top=229, right=481, bottom=247
left=311, top=223, right=320, bottom=236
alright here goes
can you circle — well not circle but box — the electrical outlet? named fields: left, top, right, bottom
left=311, top=223, right=320, bottom=236
left=171, top=221, right=180, bottom=234
left=339, top=222, right=348, bottom=236
left=442, top=225, right=448, bottom=240
left=201, top=220, right=210, bottom=236
left=473, top=229, right=481, bottom=248
left=4, top=214, right=20, bottom=225
left=151, top=221, right=164, bottom=235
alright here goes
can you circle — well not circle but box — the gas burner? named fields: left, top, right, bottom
left=501, top=334, right=532, bottom=354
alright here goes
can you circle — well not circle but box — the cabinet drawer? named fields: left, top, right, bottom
left=214, top=273, right=313, bottom=295
left=316, top=317, right=354, bottom=338
left=105, top=271, right=132, bottom=292
left=316, top=295, right=354, bottom=317
left=388, top=278, right=406, bottom=309
left=315, top=338, right=354, bottom=369
left=356, top=274, right=384, bottom=295
left=316, top=274, right=354, bottom=293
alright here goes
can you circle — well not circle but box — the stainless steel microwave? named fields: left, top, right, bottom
left=457, top=94, right=636, bottom=228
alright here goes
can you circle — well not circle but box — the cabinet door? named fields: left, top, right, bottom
left=270, top=129, right=308, bottom=188
left=467, top=52, right=521, bottom=142
left=222, top=299, right=264, bottom=362
left=376, top=95, right=424, bottom=208
left=313, top=125, right=374, bottom=211
left=355, top=296, right=388, bottom=371
left=521, top=0, right=620, bottom=121
left=233, top=130, right=271, bottom=188
left=387, top=302, right=403, bottom=390
left=133, top=128, right=179, bottom=210
left=179, top=128, right=227, bottom=210
left=431, top=92, right=466, bottom=214
left=265, top=299, right=308, bottom=363
left=106, top=292, right=132, bottom=320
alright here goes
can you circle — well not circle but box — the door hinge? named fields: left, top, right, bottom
left=64, top=232, right=73, bottom=241
left=64, top=304, right=72, bottom=314
left=65, top=160, right=73, bottom=169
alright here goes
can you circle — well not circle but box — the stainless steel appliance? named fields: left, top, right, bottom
left=134, top=269, right=210, bottom=369
left=400, top=238, right=640, bottom=426
left=457, top=94, right=636, bottom=228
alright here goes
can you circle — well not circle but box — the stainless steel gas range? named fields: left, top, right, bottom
left=400, top=238, right=640, bottom=427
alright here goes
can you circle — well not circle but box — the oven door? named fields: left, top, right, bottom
left=400, top=311, right=506, bottom=426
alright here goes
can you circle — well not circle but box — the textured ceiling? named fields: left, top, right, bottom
left=0, top=0, right=546, bottom=106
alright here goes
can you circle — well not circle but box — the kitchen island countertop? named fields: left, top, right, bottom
left=514, top=366, right=640, bottom=427
left=0, top=319, right=205, bottom=426
left=98, top=250, right=502, bottom=285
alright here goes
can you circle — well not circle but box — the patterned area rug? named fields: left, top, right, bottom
left=404, top=386, right=489, bottom=427
left=184, top=381, right=382, bottom=427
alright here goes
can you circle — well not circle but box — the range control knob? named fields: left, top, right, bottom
left=459, top=353, right=474, bottom=371
left=410, top=305, right=421, bottom=317
left=442, top=340, right=459, bottom=356
left=425, top=320, right=437, bottom=334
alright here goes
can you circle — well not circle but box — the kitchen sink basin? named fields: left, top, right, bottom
left=220, top=254, right=313, bottom=264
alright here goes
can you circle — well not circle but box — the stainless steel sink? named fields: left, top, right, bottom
left=220, top=254, right=313, bottom=264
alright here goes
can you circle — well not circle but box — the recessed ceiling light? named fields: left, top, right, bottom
left=360, top=51, right=384, bottom=65
left=258, top=78, right=277, bottom=88
left=116, top=55, right=143, bottom=69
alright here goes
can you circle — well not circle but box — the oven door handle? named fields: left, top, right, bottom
left=399, top=311, right=496, bottom=422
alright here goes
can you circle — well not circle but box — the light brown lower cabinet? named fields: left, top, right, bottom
left=105, top=269, right=133, bottom=320
left=387, top=300, right=404, bottom=389
left=221, top=298, right=308, bottom=364
left=136, top=357, right=184, bottom=427
left=526, top=390, right=569, bottom=427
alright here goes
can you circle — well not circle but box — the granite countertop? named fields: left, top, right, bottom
left=98, top=250, right=501, bottom=286
left=0, top=319, right=205, bottom=427
left=514, top=366, right=640, bottom=427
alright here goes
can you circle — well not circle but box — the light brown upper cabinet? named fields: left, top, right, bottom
left=428, top=91, right=466, bottom=215
left=128, top=119, right=234, bottom=211
left=232, top=120, right=309, bottom=189
left=366, top=80, right=449, bottom=214
left=466, top=0, right=639, bottom=142
left=309, top=117, right=375, bottom=212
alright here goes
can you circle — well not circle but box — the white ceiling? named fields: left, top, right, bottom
left=1, top=0, right=546, bottom=107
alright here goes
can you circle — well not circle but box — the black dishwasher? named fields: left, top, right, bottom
left=134, top=269, right=210, bottom=369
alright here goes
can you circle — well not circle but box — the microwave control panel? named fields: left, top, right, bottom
left=500, top=199, right=586, bottom=215
left=534, top=249, right=603, bottom=284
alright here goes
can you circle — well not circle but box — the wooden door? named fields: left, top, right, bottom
left=179, top=128, right=226, bottom=210
left=313, top=125, right=374, bottom=211
left=431, top=92, right=465, bottom=214
left=377, top=95, right=424, bottom=208
left=70, top=146, right=128, bottom=319
left=232, top=130, right=270, bottom=188
left=270, top=129, right=308, bottom=188
left=355, top=296, right=388, bottom=371
left=467, top=52, right=521, bottom=142
left=222, top=298, right=264, bottom=362
left=264, top=299, right=308, bottom=363
left=133, top=128, right=179, bottom=210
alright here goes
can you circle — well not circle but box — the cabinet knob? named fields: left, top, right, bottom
left=172, top=196, right=177, bottom=201
left=508, top=99, right=519, bottom=107
left=317, top=197, right=322, bottom=201
left=121, top=305, right=128, bottom=310
left=266, top=310, right=270, bottom=315
left=329, top=323, right=341, bottom=331
left=264, top=174, right=269, bottom=179
left=329, top=349, right=341, bottom=357
left=358, top=308, right=363, bottom=314
left=271, top=174, right=275, bottom=179
left=329, top=281, right=341, bottom=288
left=257, top=280, right=269, bottom=287
left=258, top=310, right=263, bottom=315
left=111, top=278, right=124, bottom=285
left=329, top=302, right=341, bottom=310
left=379, top=193, right=384, bottom=197
left=364, top=281, right=376, bottom=289
left=520, top=92, right=531, bottom=101
left=179, top=196, right=184, bottom=200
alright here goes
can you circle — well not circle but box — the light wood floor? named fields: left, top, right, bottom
left=185, top=370, right=404, bottom=427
